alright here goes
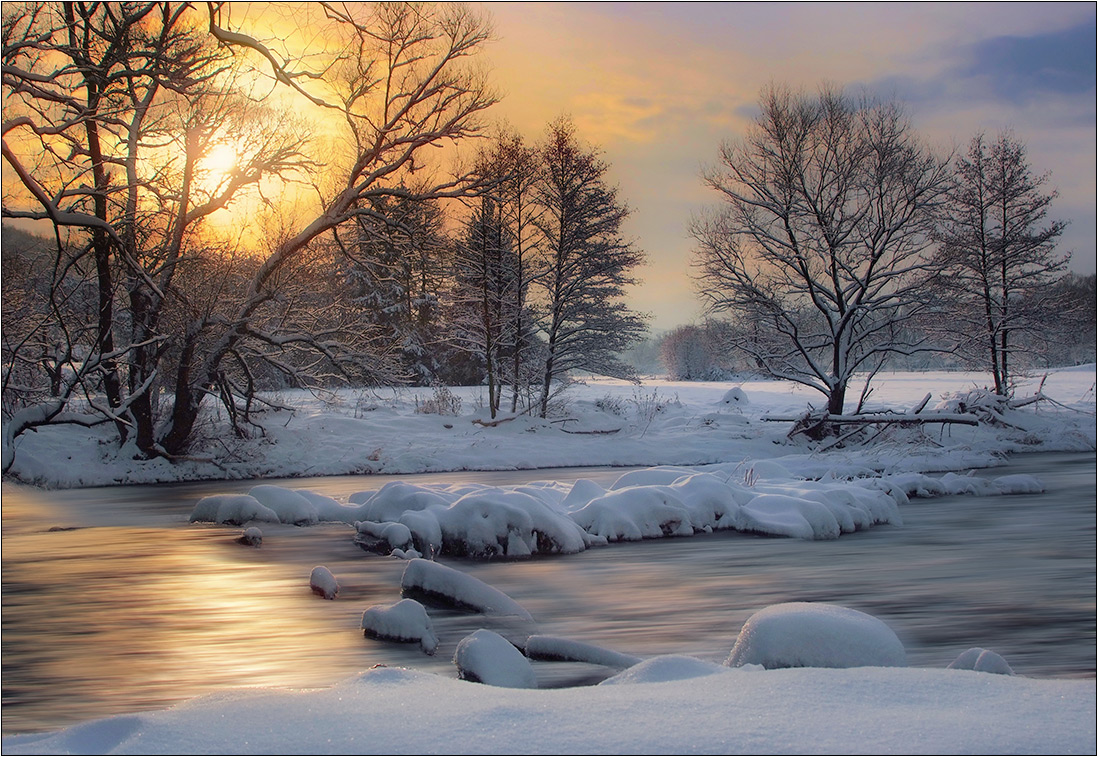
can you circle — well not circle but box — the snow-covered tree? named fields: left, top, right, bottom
left=534, top=118, right=648, bottom=418
left=692, top=86, right=950, bottom=428
left=2, top=2, right=495, bottom=466
left=931, top=132, right=1069, bottom=395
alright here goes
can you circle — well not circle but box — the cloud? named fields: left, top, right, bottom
left=958, top=23, right=1097, bottom=101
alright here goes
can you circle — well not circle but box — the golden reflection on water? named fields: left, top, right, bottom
left=2, top=517, right=394, bottom=734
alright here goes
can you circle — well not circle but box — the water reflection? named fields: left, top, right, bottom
left=2, top=454, right=1094, bottom=735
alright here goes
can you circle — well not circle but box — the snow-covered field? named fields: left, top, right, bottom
left=6, top=368, right=1096, bottom=489
left=3, top=368, right=1095, bottom=754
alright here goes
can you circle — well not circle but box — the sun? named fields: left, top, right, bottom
left=199, top=143, right=238, bottom=191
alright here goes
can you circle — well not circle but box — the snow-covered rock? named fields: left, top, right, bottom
left=189, top=494, right=279, bottom=525
left=570, top=486, right=694, bottom=541
left=453, top=629, right=536, bottom=688
left=947, top=648, right=1014, bottom=676
left=400, top=559, right=533, bottom=620
left=309, top=566, right=339, bottom=600
left=235, top=527, right=263, bottom=547
left=600, top=655, right=730, bottom=685
left=524, top=635, right=641, bottom=670
left=248, top=485, right=319, bottom=525
left=436, top=489, right=589, bottom=558
left=354, top=520, right=415, bottom=555
left=725, top=603, right=906, bottom=670
left=361, top=599, right=438, bottom=654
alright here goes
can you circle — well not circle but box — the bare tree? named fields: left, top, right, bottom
left=534, top=118, right=648, bottom=418
left=931, top=132, right=1069, bottom=395
left=2, top=2, right=496, bottom=468
left=692, top=86, right=950, bottom=432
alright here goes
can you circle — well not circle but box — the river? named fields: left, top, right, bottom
left=2, top=453, right=1094, bottom=735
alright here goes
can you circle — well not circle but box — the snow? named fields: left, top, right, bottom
left=361, top=598, right=438, bottom=655
left=6, top=369, right=1094, bottom=489
left=725, top=602, right=908, bottom=670
left=453, top=629, right=538, bottom=688
left=2, top=368, right=1095, bottom=753
left=524, top=635, right=642, bottom=670
left=400, top=558, right=534, bottom=620
left=308, top=566, right=339, bottom=600
left=235, top=526, right=263, bottom=547
left=3, top=665, right=1091, bottom=755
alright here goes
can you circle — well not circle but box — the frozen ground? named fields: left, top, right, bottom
left=5, top=368, right=1095, bottom=489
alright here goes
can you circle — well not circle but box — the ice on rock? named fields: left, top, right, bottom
left=725, top=602, right=906, bottom=669
left=189, top=494, right=279, bottom=525
left=524, top=635, right=642, bottom=670
left=361, top=598, right=438, bottom=654
left=400, top=559, right=533, bottom=620
left=453, top=629, right=536, bottom=688
left=948, top=648, right=1014, bottom=676
left=600, top=655, right=729, bottom=685
left=248, top=485, right=319, bottom=525
left=309, top=566, right=339, bottom=600
left=235, top=527, right=263, bottom=547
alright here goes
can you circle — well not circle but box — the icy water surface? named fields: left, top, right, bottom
left=2, top=454, right=1094, bottom=734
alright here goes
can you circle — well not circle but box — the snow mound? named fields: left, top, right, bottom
left=721, top=387, right=749, bottom=407
left=354, top=520, right=415, bottom=555
left=400, top=559, right=533, bottom=620
left=948, top=648, right=1014, bottom=676
left=309, top=566, right=339, bottom=600
left=453, top=629, right=536, bottom=688
left=725, top=603, right=906, bottom=669
left=888, top=471, right=1046, bottom=498
left=437, top=489, right=589, bottom=558
left=600, top=655, right=730, bottom=685
left=248, top=485, right=319, bottom=525
left=235, top=527, right=263, bottom=547
left=570, top=486, right=694, bottom=541
left=189, top=494, right=279, bottom=525
left=524, top=635, right=642, bottom=669
left=361, top=599, right=438, bottom=654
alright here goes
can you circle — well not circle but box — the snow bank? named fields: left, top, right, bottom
left=600, top=654, right=730, bottom=685
left=400, top=559, right=533, bottom=620
left=725, top=602, right=907, bottom=669
left=453, top=629, right=537, bottom=688
left=361, top=599, right=438, bottom=655
left=5, top=666, right=1091, bottom=755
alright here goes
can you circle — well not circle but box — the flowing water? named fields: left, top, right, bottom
left=2, top=453, right=1094, bottom=735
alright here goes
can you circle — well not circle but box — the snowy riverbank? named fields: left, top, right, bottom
left=5, top=368, right=1095, bottom=489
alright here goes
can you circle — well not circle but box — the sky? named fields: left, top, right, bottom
left=476, top=2, right=1097, bottom=331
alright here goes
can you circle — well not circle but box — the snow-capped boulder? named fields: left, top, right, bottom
left=436, top=490, right=589, bottom=558
left=948, top=648, right=1014, bottom=676
left=735, top=493, right=843, bottom=539
left=524, top=635, right=642, bottom=670
left=249, top=485, right=319, bottom=526
left=189, top=494, right=279, bottom=525
left=361, top=599, right=438, bottom=655
left=609, top=466, right=695, bottom=491
left=453, top=629, right=536, bottom=688
left=354, top=520, right=415, bottom=555
left=600, top=655, right=729, bottom=685
left=235, top=527, right=263, bottom=547
left=400, top=559, right=533, bottom=620
left=725, top=603, right=906, bottom=669
left=351, top=481, right=453, bottom=522
left=309, top=566, right=339, bottom=600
